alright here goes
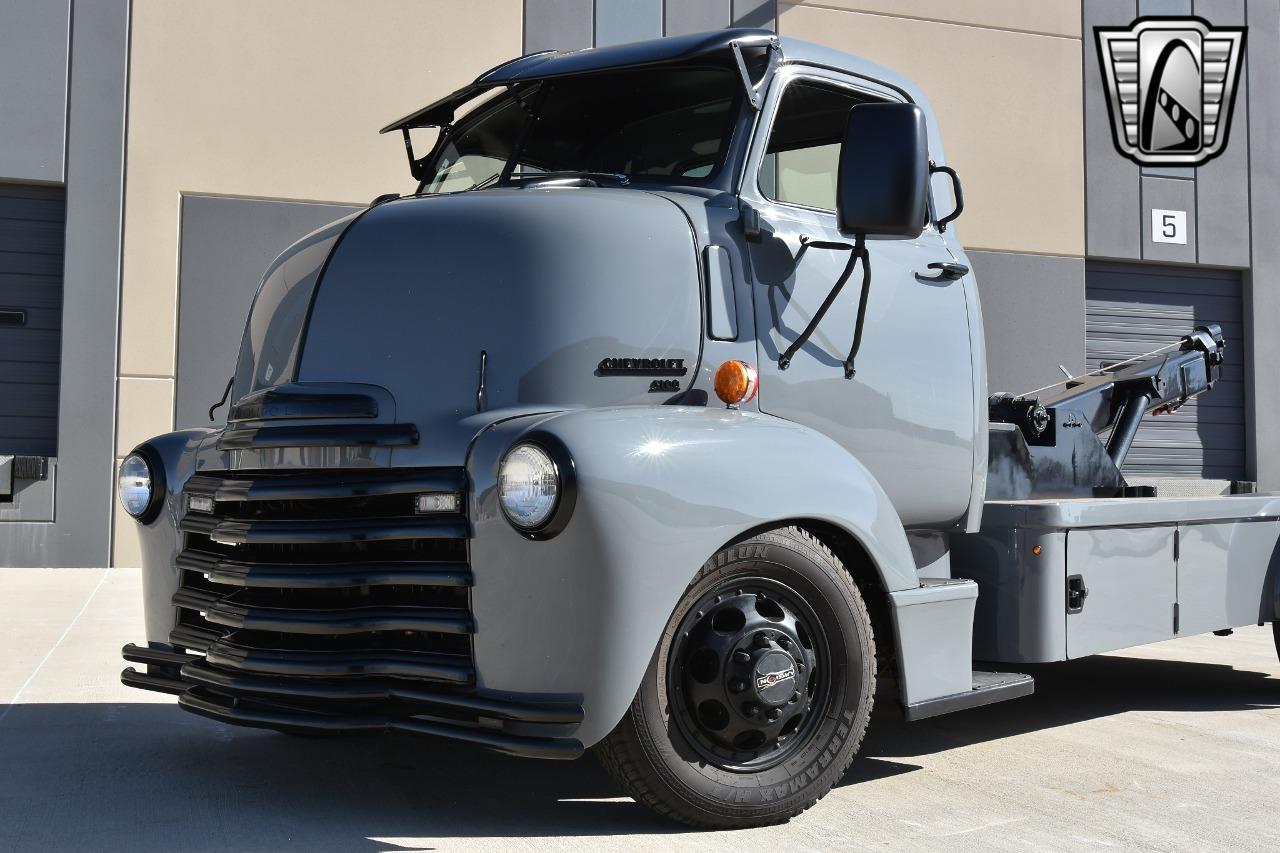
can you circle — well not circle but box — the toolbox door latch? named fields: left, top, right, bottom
left=1067, top=574, right=1089, bottom=614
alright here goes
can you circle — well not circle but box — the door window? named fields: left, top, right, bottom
left=759, top=81, right=870, bottom=212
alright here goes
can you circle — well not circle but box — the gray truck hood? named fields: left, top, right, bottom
left=229, top=187, right=703, bottom=467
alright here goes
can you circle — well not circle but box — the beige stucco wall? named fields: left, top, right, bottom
left=113, top=0, right=522, bottom=565
left=780, top=0, right=1082, bottom=37
left=777, top=1, right=1084, bottom=257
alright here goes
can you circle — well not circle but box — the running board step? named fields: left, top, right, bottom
left=903, top=670, right=1034, bottom=722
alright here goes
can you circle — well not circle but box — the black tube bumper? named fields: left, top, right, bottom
left=121, top=643, right=585, bottom=760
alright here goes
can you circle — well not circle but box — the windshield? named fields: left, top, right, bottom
left=422, top=65, right=740, bottom=193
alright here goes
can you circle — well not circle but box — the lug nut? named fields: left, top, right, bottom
left=790, top=691, right=801, bottom=704
left=766, top=709, right=780, bottom=722
left=733, top=650, right=751, bottom=664
left=729, top=679, right=747, bottom=693
left=754, top=632, right=771, bottom=648
left=777, top=637, right=791, bottom=650
left=743, top=702, right=760, bottom=716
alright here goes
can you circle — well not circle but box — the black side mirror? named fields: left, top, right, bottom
left=836, top=103, right=930, bottom=238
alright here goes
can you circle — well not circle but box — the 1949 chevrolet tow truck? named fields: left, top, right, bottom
left=116, top=29, right=1280, bottom=828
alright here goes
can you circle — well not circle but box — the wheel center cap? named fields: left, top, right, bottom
left=752, top=650, right=797, bottom=705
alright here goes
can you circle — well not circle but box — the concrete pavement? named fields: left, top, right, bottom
left=1, top=566, right=1278, bottom=852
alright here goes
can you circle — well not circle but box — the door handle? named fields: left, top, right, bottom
left=916, top=262, right=969, bottom=282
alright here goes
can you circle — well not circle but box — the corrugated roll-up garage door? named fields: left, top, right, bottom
left=1085, top=262, right=1245, bottom=480
left=0, top=184, right=64, bottom=457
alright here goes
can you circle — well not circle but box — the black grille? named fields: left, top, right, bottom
left=172, top=468, right=475, bottom=687
left=122, top=423, right=584, bottom=757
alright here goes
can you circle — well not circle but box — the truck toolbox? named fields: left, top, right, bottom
left=956, top=495, right=1280, bottom=663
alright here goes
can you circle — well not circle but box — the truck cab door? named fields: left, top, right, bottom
left=740, top=73, right=977, bottom=529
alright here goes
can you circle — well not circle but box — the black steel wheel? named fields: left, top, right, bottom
left=667, top=579, right=828, bottom=772
left=595, top=526, right=876, bottom=829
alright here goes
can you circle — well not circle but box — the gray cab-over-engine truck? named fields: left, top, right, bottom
left=117, top=30, right=1280, bottom=828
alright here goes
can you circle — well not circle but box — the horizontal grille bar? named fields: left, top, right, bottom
left=204, top=639, right=473, bottom=683
left=217, top=423, right=418, bottom=450
left=121, top=667, right=187, bottom=695
left=171, top=624, right=221, bottom=652
left=173, top=587, right=473, bottom=635
left=180, top=662, right=579, bottom=725
left=184, top=470, right=465, bottom=503
left=177, top=550, right=471, bottom=590
left=122, top=642, right=200, bottom=667
left=176, top=687, right=583, bottom=760
left=180, top=515, right=467, bottom=545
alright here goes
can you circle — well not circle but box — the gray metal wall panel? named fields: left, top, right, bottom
left=664, top=0, right=731, bottom=36
left=1195, top=0, right=1251, bottom=267
left=1086, top=262, right=1245, bottom=479
left=732, top=0, right=776, bottom=29
left=0, top=1, right=70, bottom=183
left=524, top=0, right=593, bottom=53
left=0, top=0, right=129, bottom=565
left=1246, top=0, right=1280, bottom=487
left=1084, top=0, right=1142, bottom=260
left=596, top=0, right=662, bottom=46
left=1141, top=0, right=1195, bottom=13
left=0, top=185, right=64, bottom=456
left=967, top=251, right=1086, bottom=397
left=175, top=195, right=361, bottom=430
left=1141, top=175, right=1198, bottom=263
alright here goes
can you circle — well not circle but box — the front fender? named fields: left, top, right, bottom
left=129, top=430, right=213, bottom=643
left=466, top=406, right=915, bottom=747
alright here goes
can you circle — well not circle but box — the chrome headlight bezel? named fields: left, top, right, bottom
left=497, top=435, right=576, bottom=539
left=118, top=445, right=165, bottom=524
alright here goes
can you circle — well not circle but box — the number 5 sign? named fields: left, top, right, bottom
left=1151, top=208, right=1188, bottom=245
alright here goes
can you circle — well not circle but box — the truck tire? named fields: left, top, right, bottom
left=1273, top=622, right=1279, bottom=663
left=595, top=526, right=876, bottom=828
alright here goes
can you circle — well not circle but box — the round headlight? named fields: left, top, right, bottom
left=118, top=453, right=154, bottom=519
left=498, top=443, right=560, bottom=530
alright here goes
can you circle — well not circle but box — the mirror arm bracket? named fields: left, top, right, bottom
left=778, top=233, right=871, bottom=379
left=401, top=122, right=451, bottom=185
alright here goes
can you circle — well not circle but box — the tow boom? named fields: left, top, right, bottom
left=986, top=324, right=1226, bottom=500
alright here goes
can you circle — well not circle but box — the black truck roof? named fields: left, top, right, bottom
left=380, top=27, right=929, bottom=135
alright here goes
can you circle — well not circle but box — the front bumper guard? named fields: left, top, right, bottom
left=121, top=643, right=584, bottom=760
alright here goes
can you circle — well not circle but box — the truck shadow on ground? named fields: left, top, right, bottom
left=1, top=653, right=1275, bottom=849
left=849, top=651, right=1280, bottom=787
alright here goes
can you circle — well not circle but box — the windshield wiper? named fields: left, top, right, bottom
left=464, top=172, right=503, bottom=192
left=506, top=171, right=631, bottom=187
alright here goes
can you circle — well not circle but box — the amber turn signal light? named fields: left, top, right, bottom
left=714, top=360, right=759, bottom=407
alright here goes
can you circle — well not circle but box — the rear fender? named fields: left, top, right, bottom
left=466, top=406, right=918, bottom=746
